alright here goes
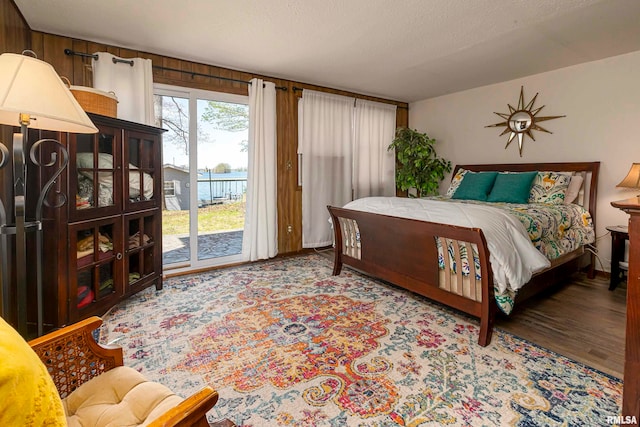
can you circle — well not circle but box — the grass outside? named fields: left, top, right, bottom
left=162, top=200, right=246, bottom=235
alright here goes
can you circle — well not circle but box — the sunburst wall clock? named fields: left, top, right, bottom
left=486, top=86, right=565, bottom=157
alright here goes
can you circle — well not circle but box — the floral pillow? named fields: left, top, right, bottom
left=528, top=171, right=573, bottom=204
left=445, top=168, right=468, bottom=197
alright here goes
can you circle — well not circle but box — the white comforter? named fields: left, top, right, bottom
left=342, top=197, right=551, bottom=294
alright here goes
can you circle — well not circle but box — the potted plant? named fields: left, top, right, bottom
left=388, top=127, right=451, bottom=197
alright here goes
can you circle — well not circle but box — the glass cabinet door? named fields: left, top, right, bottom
left=125, top=211, right=159, bottom=293
left=124, top=130, right=159, bottom=211
left=69, top=125, right=122, bottom=221
left=69, top=218, right=123, bottom=320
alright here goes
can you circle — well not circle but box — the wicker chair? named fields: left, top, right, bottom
left=28, top=316, right=219, bottom=427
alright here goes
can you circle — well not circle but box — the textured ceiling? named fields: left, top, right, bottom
left=14, top=0, right=640, bottom=102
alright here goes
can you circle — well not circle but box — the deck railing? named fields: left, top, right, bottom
left=197, top=177, right=247, bottom=204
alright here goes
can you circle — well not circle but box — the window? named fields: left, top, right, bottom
left=163, top=180, right=176, bottom=197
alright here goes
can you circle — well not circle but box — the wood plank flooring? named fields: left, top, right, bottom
left=496, top=273, right=626, bottom=379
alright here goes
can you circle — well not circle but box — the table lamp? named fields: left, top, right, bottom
left=0, top=51, right=98, bottom=337
left=617, top=163, right=640, bottom=198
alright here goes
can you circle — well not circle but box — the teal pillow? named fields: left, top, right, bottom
left=487, top=171, right=538, bottom=204
left=451, top=171, right=498, bottom=201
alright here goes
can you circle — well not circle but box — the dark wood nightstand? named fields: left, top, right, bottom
left=607, top=225, right=629, bottom=290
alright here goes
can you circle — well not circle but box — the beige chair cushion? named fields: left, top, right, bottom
left=63, top=366, right=184, bottom=427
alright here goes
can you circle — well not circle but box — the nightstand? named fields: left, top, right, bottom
left=607, top=225, right=629, bottom=290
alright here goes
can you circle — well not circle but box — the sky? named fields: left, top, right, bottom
left=162, top=127, right=248, bottom=171
left=159, top=97, right=248, bottom=171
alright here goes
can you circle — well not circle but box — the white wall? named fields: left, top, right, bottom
left=409, top=50, right=640, bottom=272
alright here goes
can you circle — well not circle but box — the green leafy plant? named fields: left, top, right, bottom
left=388, top=127, right=452, bottom=197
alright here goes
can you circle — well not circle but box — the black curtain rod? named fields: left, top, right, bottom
left=152, top=65, right=287, bottom=91
left=64, top=49, right=133, bottom=66
left=64, top=49, right=97, bottom=60
left=64, top=49, right=287, bottom=91
left=293, top=86, right=408, bottom=110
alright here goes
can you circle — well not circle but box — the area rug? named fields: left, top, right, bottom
left=99, top=254, right=622, bottom=426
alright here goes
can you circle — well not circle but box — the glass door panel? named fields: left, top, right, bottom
left=70, top=219, right=121, bottom=321
left=70, top=126, right=121, bottom=221
left=125, top=212, right=158, bottom=293
left=196, top=99, right=248, bottom=261
left=125, top=132, right=158, bottom=211
left=156, top=87, right=248, bottom=272
left=156, top=94, right=191, bottom=266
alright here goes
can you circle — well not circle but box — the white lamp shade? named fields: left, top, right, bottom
left=0, top=53, right=97, bottom=134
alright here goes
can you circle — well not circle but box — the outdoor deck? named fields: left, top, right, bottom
left=162, top=230, right=243, bottom=265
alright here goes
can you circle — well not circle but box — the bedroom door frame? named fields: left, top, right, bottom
left=155, top=84, right=249, bottom=274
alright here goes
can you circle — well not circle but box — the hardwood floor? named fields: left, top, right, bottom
left=496, top=273, right=626, bottom=379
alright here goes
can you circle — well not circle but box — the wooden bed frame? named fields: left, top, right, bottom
left=328, top=162, right=600, bottom=346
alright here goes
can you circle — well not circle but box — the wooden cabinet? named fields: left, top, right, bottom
left=30, top=113, right=164, bottom=330
left=611, top=198, right=640, bottom=420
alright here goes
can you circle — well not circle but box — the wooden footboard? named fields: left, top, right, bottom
left=327, top=162, right=600, bottom=346
left=328, top=206, right=496, bottom=346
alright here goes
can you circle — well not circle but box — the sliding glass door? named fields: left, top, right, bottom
left=154, top=85, right=249, bottom=273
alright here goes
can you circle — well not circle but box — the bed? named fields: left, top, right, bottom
left=327, top=162, right=599, bottom=346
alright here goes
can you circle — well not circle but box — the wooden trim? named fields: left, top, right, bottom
left=147, top=386, right=219, bottom=427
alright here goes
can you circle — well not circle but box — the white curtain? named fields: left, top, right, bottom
left=300, top=90, right=355, bottom=248
left=242, top=78, right=278, bottom=261
left=353, top=99, right=397, bottom=199
left=92, top=52, right=154, bottom=125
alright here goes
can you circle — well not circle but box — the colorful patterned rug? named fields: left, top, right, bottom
left=99, top=254, right=622, bottom=426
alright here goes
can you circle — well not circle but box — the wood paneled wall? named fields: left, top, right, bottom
left=0, top=0, right=29, bottom=319
left=0, top=0, right=28, bottom=52
left=0, top=0, right=29, bottom=148
left=0, top=0, right=29, bottom=225
left=1, top=0, right=408, bottom=254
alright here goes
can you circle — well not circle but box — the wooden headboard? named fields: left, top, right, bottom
left=453, top=162, right=600, bottom=230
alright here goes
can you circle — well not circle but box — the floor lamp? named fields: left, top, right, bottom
left=0, top=52, right=97, bottom=337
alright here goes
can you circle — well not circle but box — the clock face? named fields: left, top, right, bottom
left=486, top=87, right=565, bottom=157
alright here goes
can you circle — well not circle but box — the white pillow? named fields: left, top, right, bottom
left=564, top=175, right=584, bottom=204
left=76, top=153, right=153, bottom=199
left=128, top=167, right=154, bottom=199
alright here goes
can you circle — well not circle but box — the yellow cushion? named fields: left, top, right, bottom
left=63, top=366, right=184, bottom=427
left=0, top=316, right=66, bottom=427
